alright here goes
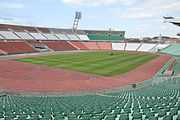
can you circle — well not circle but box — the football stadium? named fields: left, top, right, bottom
left=0, top=2, right=180, bottom=120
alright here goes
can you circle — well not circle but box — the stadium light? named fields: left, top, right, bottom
left=75, top=12, right=82, bottom=20
left=72, top=11, right=82, bottom=33
left=108, top=28, right=112, bottom=41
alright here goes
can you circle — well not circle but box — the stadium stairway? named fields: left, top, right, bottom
left=69, top=41, right=88, bottom=50
left=67, top=41, right=81, bottom=50
left=0, top=49, right=7, bottom=55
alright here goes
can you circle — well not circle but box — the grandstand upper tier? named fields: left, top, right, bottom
left=0, top=24, right=125, bottom=41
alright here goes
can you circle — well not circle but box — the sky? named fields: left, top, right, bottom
left=0, top=0, right=180, bottom=38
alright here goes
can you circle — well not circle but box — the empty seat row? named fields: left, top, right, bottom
left=0, top=41, right=37, bottom=54
left=42, top=41, right=77, bottom=51
left=112, top=43, right=169, bottom=52
left=0, top=31, right=90, bottom=41
left=125, top=43, right=140, bottom=51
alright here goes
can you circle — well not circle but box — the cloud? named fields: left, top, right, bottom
left=0, top=17, right=29, bottom=25
left=62, top=0, right=136, bottom=6
left=161, top=1, right=180, bottom=11
left=115, top=0, right=180, bottom=20
left=62, top=0, right=180, bottom=20
left=120, top=12, right=154, bottom=19
left=0, top=2, right=24, bottom=10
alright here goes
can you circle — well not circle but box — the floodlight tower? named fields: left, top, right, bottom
left=72, top=11, right=82, bottom=33
left=108, top=28, right=112, bottom=41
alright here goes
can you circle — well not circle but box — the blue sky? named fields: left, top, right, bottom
left=0, top=0, right=180, bottom=38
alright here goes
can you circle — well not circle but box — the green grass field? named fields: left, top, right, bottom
left=17, top=51, right=158, bottom=76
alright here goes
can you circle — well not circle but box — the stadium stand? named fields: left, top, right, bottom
left=55, top=34, right=69, bottom=40
left=43, top=33, right=59, bottom=40
left=37, top=27, right=51, bottom=33
left=149, top=44, right=158, bottom=52
left=0, top=24, right=180, bottom=120
left=0, top=49, right=7, bottom=55
left=70, top=41, right=88, bottom=50
left=0, top=24, right=37, bottom=33
left=0, top=34, right=4, bottom=39
left=156, top=44, right=169, bottom=50
left=23, top=27, right=38, bottom=33
left=15, top=32, right=34, bottom=40
left=0, top=24, right=22, bottom=31
left=27, top=40, right=50, bottom=52
left=66, top=34, right=80, bottom=40
left=174, top=57, right=180, bottom=75
left=0, top=74, right=179, bottom=120
left=82, top=41, right=99, bottom=50
left=0, top=23, right=173, bottom=55
left=77, top=34, right=90, bottom=40
left=87, top=33, right=124, bottom=41
left=0, top=31, right=20, bottom=39
left=149, top=44, right=169, bottom=53
left=112, top=43, right=126, bottom=51
left=97, top=42, right=112, bottom=50
left=30, top=32, right=47, bottom=40
left=0, top=41, right=36, bottom=54
left=0, top=16, right=180, bottom=120
left=161, top=44, right=180, bottom=56
left=125, top=43, right=141, bottom=51
left=42, top=41, right=77, bottom=51
left=138, top=43, right=157, bottom=52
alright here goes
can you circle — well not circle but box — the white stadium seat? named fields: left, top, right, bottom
left=66, top=34, right=80, bottom=40
left=30, top=33, right=47, bottom=40
left=150, top=44, right=169, bottom=52
left=0, top=31, right=19, bottom=39
left=112, top=43, right=126, bottom=50
left=126, top=43, right=141, bottom=51
left=0, top=35, right=4, bottom=39
left=15, top=32, right=34, bottom=39
left=156, top=44, right=169, bottom=50
left=55, top=34, right=69, bottom=40
left=78, top=35, right=89, bottom=40
left=43, top=33, right=58, bottom=40
left=138, top=43, right=156, bottom=52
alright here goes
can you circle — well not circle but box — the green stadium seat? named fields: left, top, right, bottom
left=177, top=115, right=180, bottom=120
left=119, top=113, right=129, bottom=120
left=132, top=113, right=142, bottom=120
left=162, top=115, right=173, bottom=120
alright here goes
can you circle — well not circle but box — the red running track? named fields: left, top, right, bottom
left=0, top=55, right=171, bottom=93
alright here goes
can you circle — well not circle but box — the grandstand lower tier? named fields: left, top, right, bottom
left=0, top=41, right=37, bottom=54
left=0, top=40, right=171, bottom=55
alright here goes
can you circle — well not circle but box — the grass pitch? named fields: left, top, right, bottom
left=17, top=51, right=158, bottom=76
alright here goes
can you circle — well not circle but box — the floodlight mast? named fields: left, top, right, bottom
left=72, top=12, right=82, bottom=33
